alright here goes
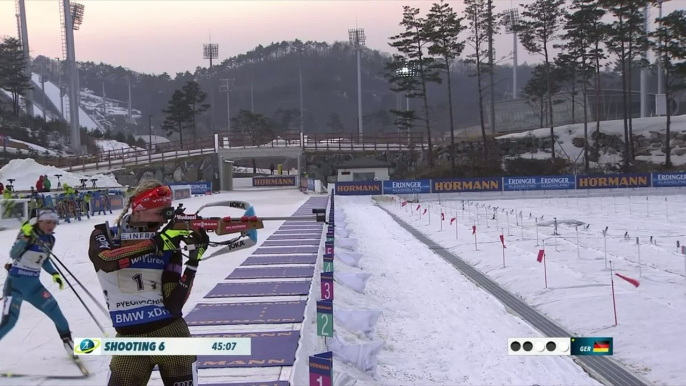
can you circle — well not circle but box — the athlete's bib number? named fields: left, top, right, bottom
left=116, top=269, right=161, bottom=293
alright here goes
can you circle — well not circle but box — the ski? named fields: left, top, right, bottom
left=0, top=372, right=91, bottom=379
left=70, top=355, right=90, bottom=376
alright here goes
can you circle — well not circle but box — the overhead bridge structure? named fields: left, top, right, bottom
left=38, top=133, right=425, bottom=174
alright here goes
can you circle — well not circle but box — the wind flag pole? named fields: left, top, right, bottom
left=610, top=261, right=640, bottom=326
left=636, top=237, right=642, bottom=277
left=537, top=240, right=547, bottom=288
left=451, top=216, right=457, bottom=239
left=500, top=233, right=506, bottom=268
left=576, top=225, right=580, bottom=259
left=440, top=211, right=444, bottom=231
left=473, top=225, right=477, bottom=250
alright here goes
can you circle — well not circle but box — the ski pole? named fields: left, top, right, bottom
left=49, top=254, right=110, bottom=337
left=39, top=242, right=110, bottom=317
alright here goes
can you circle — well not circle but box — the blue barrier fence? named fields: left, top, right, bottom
left=168, top=181, right=212, bottom=195
left=333, top=172, right=686, bottom=196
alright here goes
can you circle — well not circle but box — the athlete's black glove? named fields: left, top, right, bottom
left=185, top=228, right=210, bottom=267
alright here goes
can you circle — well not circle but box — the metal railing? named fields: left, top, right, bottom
left=29, top=132, right=425, bottom=172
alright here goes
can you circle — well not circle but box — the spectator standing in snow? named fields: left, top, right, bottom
left=270, top=163, right=275, bottom=175
left=36, top=176, right=44, bottom=192
left=43, top=175, right=51, bottom=192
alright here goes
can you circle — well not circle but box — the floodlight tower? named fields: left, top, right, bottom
left=505, top=8, right=519, bottom=99
left=16, top=0, right=34, bottom=117
left=396, top=65, right=416, bottom=143
left=348, top=28, right=365, bottom=140
left=60, top=0, right=85, bottom=153
left=204, top=43, right=218, bottom=132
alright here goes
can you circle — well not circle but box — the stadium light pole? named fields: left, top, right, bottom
left=17, top=0, right=34, bottom=117
left=204, top=43, right=218, bottom=132
left=148, top=115, right=153, bottom=161
left=219, top=78, right=234, bottom=144
left=349, top=28, right=365, bottom=141
left=505, top=8, right=519, bottom=99
left=396, top=65, right=416, bottom=144
left=61, top=0, right=85, bottom=154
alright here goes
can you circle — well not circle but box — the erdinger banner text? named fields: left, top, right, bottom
left=74, top=337, right=251, bottom=356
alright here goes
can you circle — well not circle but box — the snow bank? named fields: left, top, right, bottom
left=497, top=114, right=686, bottom=166
left=0, top=158, right=121, bottom=190
left=96, top=139, right=145, bottom=153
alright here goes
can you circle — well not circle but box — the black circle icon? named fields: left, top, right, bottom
left=523, top=341, right=533, bottom=351
left=546, top=341, right=557, bottom=351
left=510, top=341, right=521, bottom=351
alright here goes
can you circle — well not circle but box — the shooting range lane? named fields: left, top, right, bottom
left=254, top=246, right=319, bottom=255
left=267, top=234, right=321, bottom=240
left=189, top=196, right=326, bottom=383
left=201, top=382, right=289, bottom=386
left=241, top=255, right=318, bottom=266
left=273, top=230, right=322, bottom=236
left=261, top=240, right=320, bottom=247
left=195, top=331, right=301, bottom=368
left=204, top=281, right=312, bottom=298
left=185, top=301, right=307, bottom=326
left=226, top=266, right=315, bottom=279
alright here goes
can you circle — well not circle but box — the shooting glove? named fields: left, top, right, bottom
left=152, top=229, right=191, bottom=253
left=185, top=228, right=210, bottom=267
left=52, top=273, right=64, bottom=290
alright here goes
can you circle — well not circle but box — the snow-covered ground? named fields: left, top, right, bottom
left=0, top=189, right=309, bottom=385
left=321, top=196, right=601, bottom=386
left=0, top=159, right=121, bottom=190
left=380, top=192, right=686, bottom=386
left=96, top=139, right=145, bottom=154
left=497, top=114, right=686, bottom=166
left=30, top=73, right=100, bottom=131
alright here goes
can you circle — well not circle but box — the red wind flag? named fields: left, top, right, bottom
left=615, top=273, right=640, bottom=288
left=472, top=225, right=476, bottom=234
left=500, top=235, right=506, bottom=248
left=537, top=250, right=545, bottom=263
left=441, top=212, right=445, bottom=221
left=416, top=205, right=421, bottom=211
left=423, top=208, right=427, bottom=215
left=450, top=217, right=456, bottom=225
left=401, top=201, right=407, bottom=207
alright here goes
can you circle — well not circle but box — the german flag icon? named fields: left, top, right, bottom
left=593, top=340, right=611, bottom=353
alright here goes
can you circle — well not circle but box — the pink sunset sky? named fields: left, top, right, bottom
left=0, top=0, right=682, bottom=75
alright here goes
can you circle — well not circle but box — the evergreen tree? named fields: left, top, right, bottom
left=161, top=89, right=191, bottom=148
left=464, top=0, right=493, bottom=158
left=650, top=10, right=686, bottom=168
left=522, top=64, right=561, bottom=129
left=231, top=109, right=275, bottom=145
left=0, top=37, right=32, bottom=116
left=126, top=133, right=137, bottom=147
left=517, top=0, right=567, bottom=161
left=114, top=131, right=126, bottom=143
left=426, top=0, right=467, bottom=172
left=558, top=0, right=605, bottom=171
left=601, top=0, right=641, bottom=170
left=326, top=112, right=345, bottom=133
left=388, top=6, right=442, bottom=167
left=181, top=80, right=210, bottom=143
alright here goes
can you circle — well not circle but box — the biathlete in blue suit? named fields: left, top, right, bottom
left=1, top=208, right=73, bottom=355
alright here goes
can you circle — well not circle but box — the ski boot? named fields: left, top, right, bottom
left=60, top=332, right=90, bottom=376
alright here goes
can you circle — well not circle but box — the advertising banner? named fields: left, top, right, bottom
left=335, top=181, right=382, bottom=196
left=382, top=179, right=431, bottom=195
left=433, top=177, right=501, bottom=193
left=503, top=175, right=576, bottom=191
left=653, top=172, right=686, bottom=187
left=168, top=182, right=212, bottom=195
left=576, top=173, right=651, bottom=189
left=252, top=176, right=297, bottom=187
